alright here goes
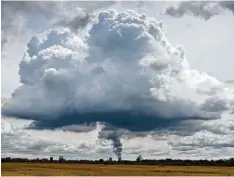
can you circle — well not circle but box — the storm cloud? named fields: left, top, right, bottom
left=2, top=9, right=234, bottom=145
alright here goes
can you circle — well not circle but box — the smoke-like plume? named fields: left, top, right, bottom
left=108, top=132, right=123, bottom=159
left=98, top=129, right=122, bottom=159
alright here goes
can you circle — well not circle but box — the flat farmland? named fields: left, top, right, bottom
left=1, top=162, right=234, bottom=176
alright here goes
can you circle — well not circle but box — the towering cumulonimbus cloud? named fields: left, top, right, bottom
left=2, top=9, right=234, bottom=144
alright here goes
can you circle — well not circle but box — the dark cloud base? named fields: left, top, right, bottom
left=3, top=110, right=208, bottom=133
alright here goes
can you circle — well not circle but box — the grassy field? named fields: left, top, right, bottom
left=2, top=162, right=234, bottom=176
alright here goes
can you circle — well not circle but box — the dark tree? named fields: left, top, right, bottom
left=58, top=156, right=65, bottom=162
left=2, top=156, right=234, bottom=166
left=136, top=155, right=143, bottom=162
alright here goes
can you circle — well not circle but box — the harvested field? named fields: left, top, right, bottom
left=2, top=162, right=234, bottom=176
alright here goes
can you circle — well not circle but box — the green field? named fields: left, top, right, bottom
left=1, top=162, right=234, bottom=176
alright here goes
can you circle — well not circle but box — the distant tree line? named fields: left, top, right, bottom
left=2, top=155, right=234, bottom=166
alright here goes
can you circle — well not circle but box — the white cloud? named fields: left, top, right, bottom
left=164, top=1, right=234, bottom=20
left=1, top=117, right=113, bottom=159
left=2, top=9, right=234, bottom=132
left=2, top=117, right=234, bottom=160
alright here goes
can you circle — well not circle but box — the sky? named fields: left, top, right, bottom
left=1, top=1, right=234, bottom=160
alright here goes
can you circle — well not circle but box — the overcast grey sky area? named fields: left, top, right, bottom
left=1, top=1, right=234, bottom=160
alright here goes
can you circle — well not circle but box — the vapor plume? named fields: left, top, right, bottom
left=98, top=129, right=123, bottom=159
